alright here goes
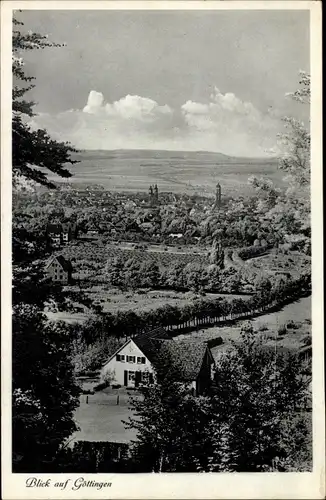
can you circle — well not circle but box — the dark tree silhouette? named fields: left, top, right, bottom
left=12, top=14, right=78, bottom=188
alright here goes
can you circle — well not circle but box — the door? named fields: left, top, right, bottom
left=124, top=370, right=128, bottom=387
left=135, top=371, right=142, bottom=387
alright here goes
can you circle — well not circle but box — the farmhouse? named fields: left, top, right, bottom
left=101, top=327, right=214, bottom=395
left=45, top=254, right=73, bottom=284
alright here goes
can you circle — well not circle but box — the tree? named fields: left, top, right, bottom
left=209, top=328, right=311, bottom=472
left=125, top=328, right=311, bottom=473
left=13, top=309, right=80, bottom=471
left=12, top=15, right=81, bottom=472
left=248, top=72, right=311, bottom=253
left=125, top=350, right=222, bottom=473
left=12, top=14, right=77, bottom=188
left=280, top=71, right=310, bottom=186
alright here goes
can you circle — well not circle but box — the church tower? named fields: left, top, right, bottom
left=154, top=184, right=159, bottom=204
left=149, top=185, right=154, bottom=206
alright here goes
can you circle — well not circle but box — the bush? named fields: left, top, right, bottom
left=101, top=368, right=116, bottom=386
left=93, top=381, right=108, bottom=392
left=278, top=325, right=287, bottom=336
left=286, top=320, right=299, bottom=330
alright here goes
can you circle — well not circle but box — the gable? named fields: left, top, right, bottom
left=119, top=339, right=148, bottom=358
left=102, top=339, right=149, bottom=369
left=45, top=255, right=72, bottom=273
left=44, top=255, right=57, bottom=270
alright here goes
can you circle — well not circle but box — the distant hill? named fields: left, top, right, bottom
left=53, top=148, right=282, bottom=197
left=72, top=149, right=277, bottom=165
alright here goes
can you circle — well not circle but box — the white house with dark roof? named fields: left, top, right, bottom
left=100, top=327, right=215, bottom=395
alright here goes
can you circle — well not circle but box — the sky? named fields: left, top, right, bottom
left=18, top=9, right=310, bottom=156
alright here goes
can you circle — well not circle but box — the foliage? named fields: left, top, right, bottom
left=52, top=441, right=130, bottom=473
left=12, top=14, right=82, bottom=472
left=248, top=72, right=310, bottom=255
left=72, top=335, right=122, bottom=375
left=12, top=14, right=77, bottom=187
left=68, top=270, right=311, bottom=348
left=12, top=307, right=80, bottom=471
left=125, top=350, right=219, bottom=472
left=208, top=329, right=311, bottom=471
left=125, top=330, right=311, bottom=472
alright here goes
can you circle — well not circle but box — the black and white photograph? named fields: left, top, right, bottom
left=1, top=1, right=324, bottom=498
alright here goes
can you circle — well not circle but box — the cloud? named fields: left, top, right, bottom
left=180, top=87, right=280, bottom=155
left=83, top=91, right=173, bottom=123
left=29, top=88, right=282, bottom=156
left=104, top=95, right=172, bottom=121
left=83, top=90, right=104, bottom=114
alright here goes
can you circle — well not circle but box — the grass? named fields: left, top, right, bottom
left=46, top=288, right=252, bottom=323
left=245, top=251, right=310, bottom=279
left=176, top=296, right=311, bottom=362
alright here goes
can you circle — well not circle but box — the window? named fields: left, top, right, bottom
left=120, top=355, right=125, bottom=362
left=137, top=357, right=146, bottom=364
left=128, top=371, right=135, bottom=381
left=127, top=356, right=136, bottom=363
left=142, top=372, right=154, bottom=384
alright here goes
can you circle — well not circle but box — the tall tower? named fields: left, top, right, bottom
left=154, top=184, right=158, bottom=204
left=149, top=185, right=154, bottom=206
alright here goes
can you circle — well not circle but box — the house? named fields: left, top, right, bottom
left=45, top=255, right=73, bottom=284
left=46, top=223, right=63, bottom=248
left=62, top=222, right=78, bottom=243
left=100, top=327, right=215, bottom=395
left=47, top=222, right=77, bottom=247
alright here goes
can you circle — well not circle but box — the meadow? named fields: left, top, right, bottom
left=71, top=388, right=139, bottom=444
left=52, top=149, right=284, bottom=197
left=177, top=296, right=311, bottom=361
left=46, top=288, right=251, bottom=323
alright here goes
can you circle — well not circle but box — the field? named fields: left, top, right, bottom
left=46, top=288, right=251, bottom=323
left=177, top=296, right=311, bottom=361
left=58, top=241, right=209, bottom=280
left=52, top=149, right=284, bottom=197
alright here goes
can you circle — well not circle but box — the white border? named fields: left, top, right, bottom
left=1, top=2, right=324, bottom=499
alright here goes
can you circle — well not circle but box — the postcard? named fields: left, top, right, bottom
left=1, top=1, right=324, bottom=499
